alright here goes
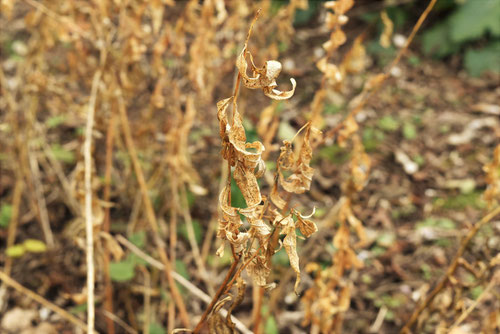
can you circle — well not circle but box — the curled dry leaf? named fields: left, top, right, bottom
left=278, top=125, right=315, bottom=194
left=217, top=96, right=265, bottom=207
left=341, top=35, right=367, bottom=74
left=295, top=210, right=318, bottom=238
left=317, top=57, right=343, bottom=84
left=217, top=185, right=249, bottom=254
left=281, top=216, right=301, bottom=294
left=246, top=251, right=271, bottom=286
left=483, top=144, right=500, bottom=208
left=348, top=135, right=371, bottom=193
left=236, top=44, right=296, bottom=100
left=240, top=203, right=271, bottom=244
left=380, top=11, right=394, bottom=48
left=337, top=115, right=358, bottom=147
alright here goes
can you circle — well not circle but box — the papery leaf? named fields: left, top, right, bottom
left=236, top=46, right=296, bottom=100
left=270, top=179, right=287, bottom=210
left=337, top=115, right=358, bottom=147
left=296, top=216, right=317, bottom=238
left=282, top=217, right=301, bottom=294
left=246, top=253, right=271, bottom=286
left=240, top=203, right=270, bottom=243
left=278, top=125, right=315, bottom=194
left=380, top=11, right=393, bottom=48
left=263, top=78, right=297, bottom=100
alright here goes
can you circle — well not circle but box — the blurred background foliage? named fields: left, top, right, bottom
left=277, top=0, right=500, bottom=77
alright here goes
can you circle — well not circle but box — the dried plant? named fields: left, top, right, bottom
left=192, top=8, right=323, bottom=332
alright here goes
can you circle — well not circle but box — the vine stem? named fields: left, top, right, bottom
left=192, top=249, right=240, bottom=333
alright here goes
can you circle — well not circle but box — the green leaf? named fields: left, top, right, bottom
left=362, top=127, right=385, bottom=152
left=46, top=115, right=66, bottom=128
left=449, top=0, right=500, bottom=43
left=149, top=322, right=165, bottom=334
left=0, top=204, right=13, bottom=228
left=175, top=260, right=190, bottom=294
left=50, top=145, right=75, bottom=163
left=23, top=239, right=47, bottom=253
left=231, top=178, right=247, bottom=209
left=377, top=115, right=399, bottom=132
left=129, top=231, right=146, bottom=248
left=128, top=253, right=148, bottom=266
left=416, top=217, right=456, bottom=230
left=178, top=219, right=202, bottom=245
left=264, top=315, right=279, bottom=334
left=109, top=260, right=135, bottom=282
left=464, top=42, right=500, bottom=77
left=175, top=260, right=190, bottom=280
left=278, top=121, right=296, bottom=141
left=421, top=22, right=458, bottom=58
left=70, top=303, right=88, bottom=315
left=6, top=244, right=25, bottom=258
left=402, top=122, right=417, bottom=140
left=318, top=144, right=350, bottom=165
left=470, top=286, right=483, bottom=300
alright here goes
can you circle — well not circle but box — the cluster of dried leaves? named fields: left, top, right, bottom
left=281, top=1, right=374, bottom=332
left=215, top=11, right=317, bottom=304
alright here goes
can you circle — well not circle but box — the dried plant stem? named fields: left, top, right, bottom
left=84, top=70, right=102, bottom=334
left=102, top=310, right=138, bottom=334
left=192, top=253, right=240, bottom=333
left=116, top=92, right=191, bottom=328
left=252, top=285, right=265, bottom=333
left=179, top=183, right=213, bottom=294
left=0, top=271, right=91, bottom=332
left=324, top=0, right=437, bottom=143
left=4, top=176, right=24, bottom=276
left=28, top=147, right=54, bottom=248
left=102, top=108, right=116, bottom=334
left=400, top=205, right=500, bottom=333
left=40, top=137, right=81, bottom=216
left=139, top=266, right=151, bottom=334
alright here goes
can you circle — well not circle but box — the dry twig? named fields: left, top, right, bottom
left=0, top=271, right=92, bottom=333
left=84, top=70, right=102, bottom=334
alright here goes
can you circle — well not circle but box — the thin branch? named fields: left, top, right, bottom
left=192, top=255, right=240, bottom=334
left=84, top=70, right=102, bottom=334
left=448, top=272, right=499, bottom=332
left=400, top=205, right=500, bottom=333
left=101, top=310, right=138, bottom=334
left=28, top=145, right=54, bottom=248
left=102, top=106, right=117, bottom=334
left=0, top=271, right=92, bottom=333
left=4, top=177, right=24, bottom=276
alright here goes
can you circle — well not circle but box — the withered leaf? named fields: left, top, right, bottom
left=278, top=125, right=315, bottom=194
left=281, top=216, right=301, bottom=294
left=236, top=45, right=296, bottom=100
left=246, top=253, right=271, bottom=286
left=296, top=216, right=317, bottom=238
left=380, top=11, right=394, bottom=48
